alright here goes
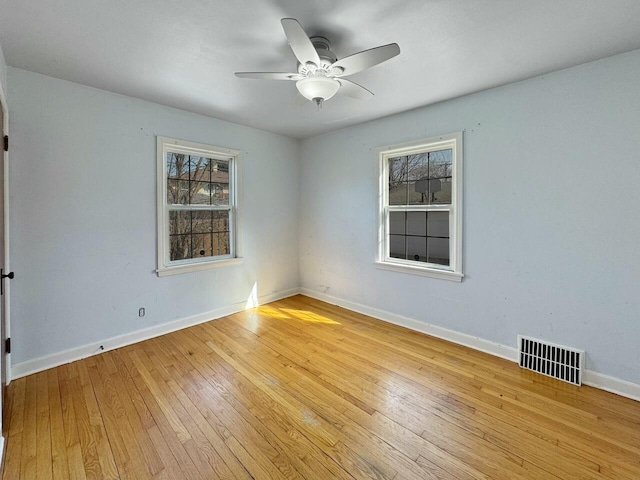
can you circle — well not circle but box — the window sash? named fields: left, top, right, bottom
left=165, top=205, right=236, bottom=265
left=383, top=206, right=453, bottom=271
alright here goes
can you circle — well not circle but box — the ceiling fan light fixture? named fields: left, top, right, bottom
left=235, top=19, right=400, bottom=105
left=296, top=76, right=340, bottom=103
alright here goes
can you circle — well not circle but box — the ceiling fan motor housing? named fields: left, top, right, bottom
left=298, top=36, right=337, bottom=74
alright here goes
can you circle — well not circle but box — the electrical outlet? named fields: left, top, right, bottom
left=139, top=307, right=145, bottom=317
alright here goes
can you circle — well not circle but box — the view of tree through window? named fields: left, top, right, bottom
left=388, top=150, right=452, bottom=205
left=166, top=153, right=231, bottom=261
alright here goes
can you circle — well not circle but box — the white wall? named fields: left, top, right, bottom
left=300, top=49, right=640, bottom=384
left=7, top=48, right=640, bottom=386
left=8, top=68, right=300, bottom=366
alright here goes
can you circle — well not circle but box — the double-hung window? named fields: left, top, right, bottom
left=377, top=132, right=463, bottom=281
left=156, top=136, right=241, bottom=276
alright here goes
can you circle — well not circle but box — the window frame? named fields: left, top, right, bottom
left=156, top=136, right=242, bottom=277
left=376, top=132, right=463, bottom=282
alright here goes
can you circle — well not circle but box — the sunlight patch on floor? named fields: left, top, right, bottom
left=281, top=309, right=341, bottom=325
left=251, top=304, right=341, bottom=325
left=255, top=305, right=291, bottom=319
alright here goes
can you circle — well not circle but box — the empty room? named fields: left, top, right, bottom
left=0, top=0, right=639, bottom=478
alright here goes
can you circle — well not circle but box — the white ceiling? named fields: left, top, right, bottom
left=1, top=0, right=640, bottom=138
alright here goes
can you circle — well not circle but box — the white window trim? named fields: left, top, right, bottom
left=156, top=136, right=243, bottom=277
left=376, top=132, right=463, bottom=282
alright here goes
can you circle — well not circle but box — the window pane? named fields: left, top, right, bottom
left=167, top=179, right=189, bottom=205
left=191, top=182, right=212, bottom=205
left=390, top=152, right=454, bottom=205
left=410, top=152, right=432, bottom=205
left=432, top=178, right=452, bottom=204
left=407, top=236, right=427, bottom=263
left=389, top=235, right=406, bottom=259
left=429, top=150, right=453, bottom=205
left=213, top=211, right=231, bottom=255
left=389, top=182, right=408, bottom=205
left=388, top=157, right=407, bottom=182
left=388, top=156, right=407, bottom=205
left=170, top=235, right=191, bottom=261
left=169, top=210, right=193, bottom=260
left=429, top=149, right=453, bottom=179
left=213, top=232, right=230, bottom=256
left=212, top=210, right=230, bottom=232
left=408, top=180, right=430, bottom=205
left=191, top=233, right=213, bottom=258
left=212, top=160, right=230, bottom=205
left=189, top=156, right=212, bottom=182
left=166, top=154, right=231, bottom=207
left=168, top=210, right=230, bottom=261
left=212, top=210, right=230, bottom=255
left=427, top=211, right=449, bottom=238
left=213, top=159, right=229, bottom=175
left=409, top=178, right=452, bottom=205
left=211, top=182, right=229, bottom=206
left=406, top=153, right=429, bottom=181
left=388, top=211, right=450, bottom=265
left=192, top=211, right=213, bottom=233
left=428, top=237, right=450, bottom=266
left=169, top=211, right=191, bottom=235
left=167, top=153, right=189, bottom=180
left=389, top=212, right=405, bottom=235
left=406, top=212, right=426, bottom=236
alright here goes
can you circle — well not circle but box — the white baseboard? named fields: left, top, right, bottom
left=300, top=288, right=640, bottom=403
left=11, top=287, right=300, bottom=380
left=300, top=288, right=518, bottom=361
left=582, top=370, right=640, bottom=402
left=10, top=286, right=640, bottom=403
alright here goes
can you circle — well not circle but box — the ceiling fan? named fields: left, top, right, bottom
left=235, top=18, right=400, bottom=107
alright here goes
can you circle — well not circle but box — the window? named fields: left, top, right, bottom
left=156, top=136, right=241, bottom=276
left=377, top=132, right=463, bottom=281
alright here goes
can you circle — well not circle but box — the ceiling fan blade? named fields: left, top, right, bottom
left=281, top=18, right=321, bottom=66
left=332, top=43, right=400, bottom=76
left=235, top=72, right=301, bottom=80
left=337, top=79, right=374, bottom=100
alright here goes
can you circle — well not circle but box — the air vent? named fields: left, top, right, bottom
left=518, top=336, right=584, bottom=386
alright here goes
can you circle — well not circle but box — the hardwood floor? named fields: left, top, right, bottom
left=2, top=295, right=640, bottom=479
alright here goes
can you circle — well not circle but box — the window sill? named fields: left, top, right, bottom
left=375, top=261, right=463, bottom=282
left=157, top=257, right=244, bottom=277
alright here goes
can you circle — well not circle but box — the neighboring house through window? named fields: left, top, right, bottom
left=377, top=132, right=463, bottom=281
left=156, top=136, right=241, bottom=276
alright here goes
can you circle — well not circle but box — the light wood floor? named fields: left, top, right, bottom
left=3, top=295, right=640, bottom=479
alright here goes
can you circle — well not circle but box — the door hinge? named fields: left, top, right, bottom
left=3, top=135, right=7, bottom=152
left=5, top=338, right=10, bottom=354
left=0, top=269, right=13, bottom=295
